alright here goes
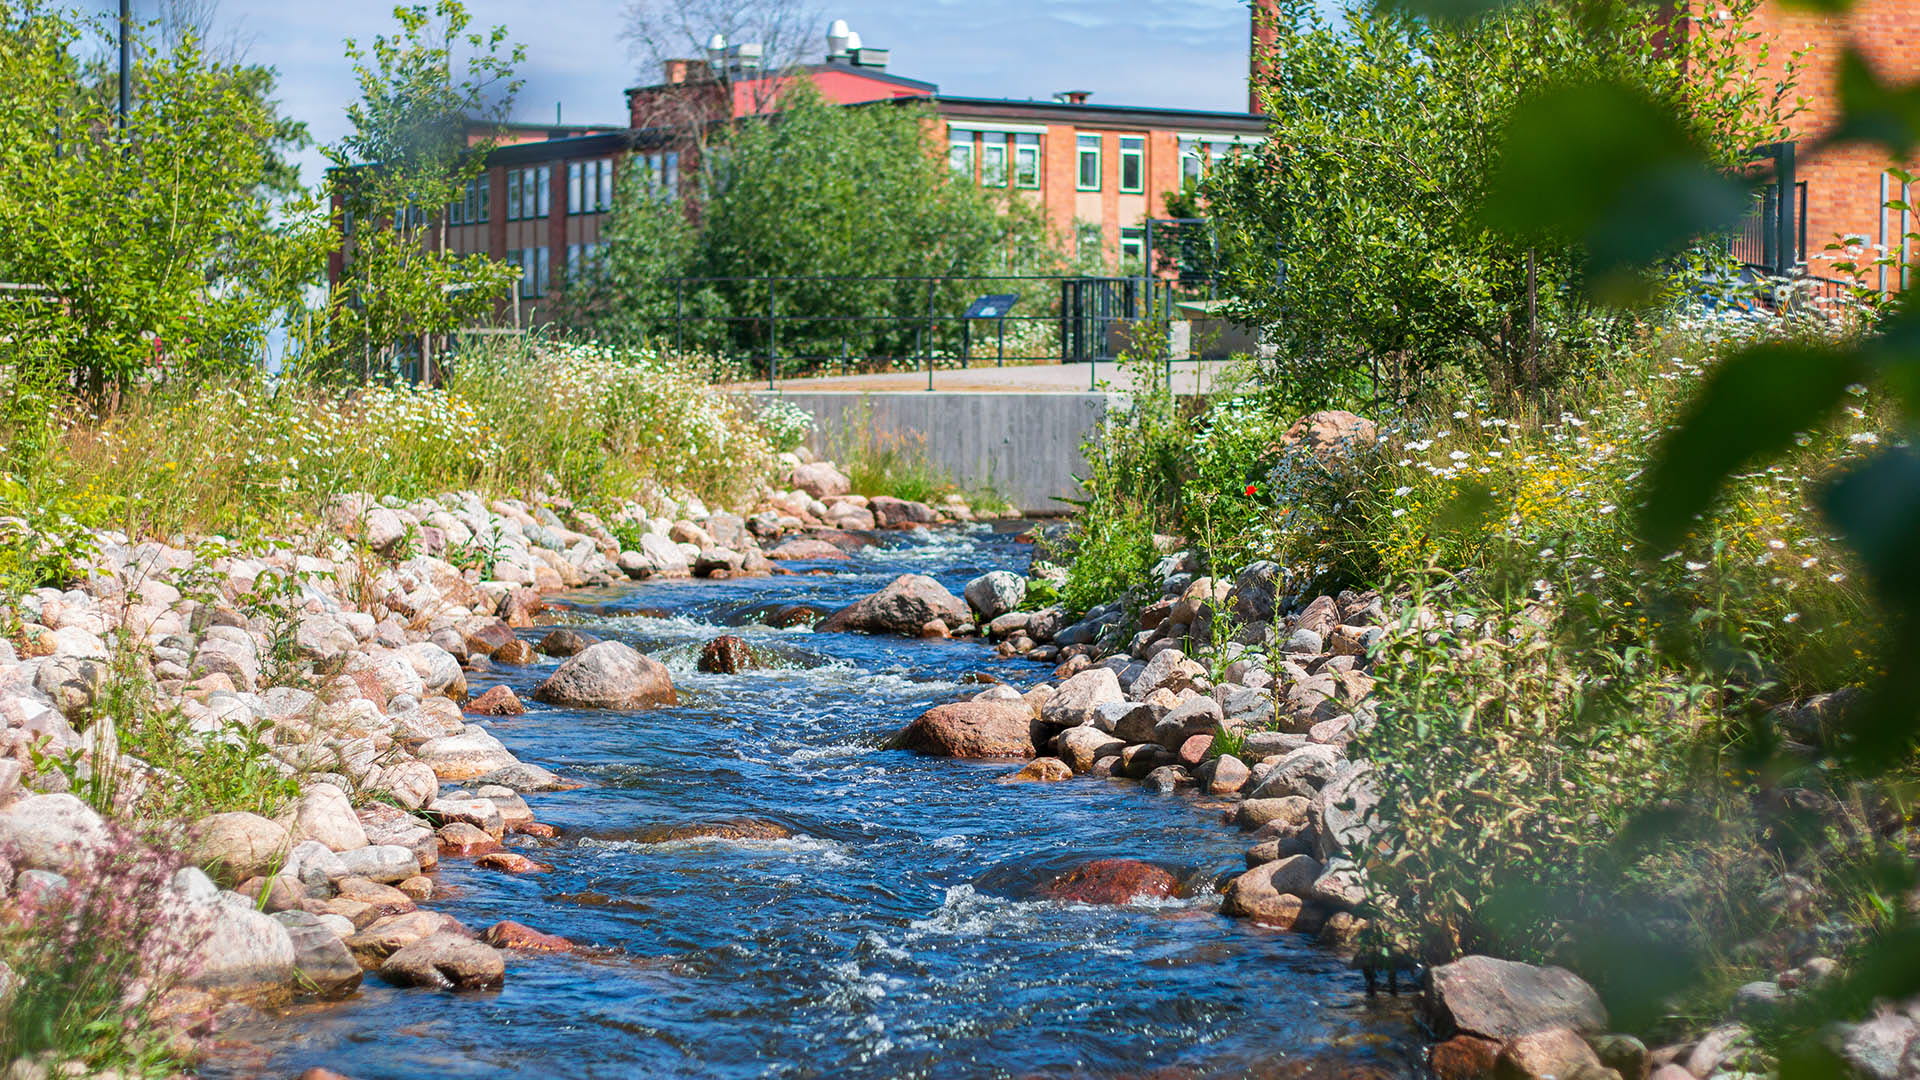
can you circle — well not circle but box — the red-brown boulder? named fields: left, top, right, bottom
left=1038, top=859, right=1180, bottom=905
left=887, top=701, right=1037, bottom=758
left=467, top=685, right=525, bottom=716
left=481, top=920, right=575, bottom=952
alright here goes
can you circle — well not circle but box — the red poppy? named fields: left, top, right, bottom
left=1245, top=483, right=1258, bottom=496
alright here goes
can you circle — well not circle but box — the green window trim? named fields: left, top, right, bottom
left=1118, top=136, right=1145, bottom=194
left=1076, top=134, right=1101, bottom=192
left=1013, top=133, right=1040, bottom=189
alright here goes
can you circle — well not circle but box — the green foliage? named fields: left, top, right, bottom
left=593, top=85, right=1062, bottom=372
left=1207, top=0, right=1797, bottom=399
left=0, top=1, right=330, bottom=395
left=753, top=397, right=816, bottom=454
left=321, top=1, right=525, bottom=374
left=826, top=405, right=955, bottom=505
left=0, top=827, right=190, bottom=1077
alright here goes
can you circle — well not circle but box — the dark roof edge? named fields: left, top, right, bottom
left=926, top=95, right=1267, bottom=128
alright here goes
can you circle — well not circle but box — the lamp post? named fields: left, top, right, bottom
left=117, top=0, right=130, bottom=130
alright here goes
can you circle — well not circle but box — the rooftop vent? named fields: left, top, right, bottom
left=1053, top=90, right=1092, bottom=104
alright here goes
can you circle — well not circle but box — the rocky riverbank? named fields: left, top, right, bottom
left=0, top=454, right=1000, bottom=1074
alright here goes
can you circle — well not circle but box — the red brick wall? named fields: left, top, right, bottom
left=1737, top=0, right=1920, bottom=280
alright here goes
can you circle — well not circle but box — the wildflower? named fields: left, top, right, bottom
left=1245, top=483, right=1258, bottom=496
left=1449, top=450, right=1469, bottom=461
left=1784, top=612, right=1802, bottom=624
left=1393, top=486, right=1412, bottom=497
left=1848, top=432, right=1880, bottom=445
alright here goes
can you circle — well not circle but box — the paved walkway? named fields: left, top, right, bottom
left=730, top=359, right=1239, bottom=396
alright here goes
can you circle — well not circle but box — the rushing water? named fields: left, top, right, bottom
left=208, top=523, right=1416, bottom=1080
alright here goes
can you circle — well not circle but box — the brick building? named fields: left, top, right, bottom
left=330, top=19, right=1265, bottom=313
left=1729, top=0, right=1920, bottom=287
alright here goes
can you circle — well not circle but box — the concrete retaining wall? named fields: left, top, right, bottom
left=752, top=391, right=1119, bottom=515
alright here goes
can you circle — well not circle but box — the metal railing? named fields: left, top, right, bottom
left=636, top=273, right=1212, bottom=388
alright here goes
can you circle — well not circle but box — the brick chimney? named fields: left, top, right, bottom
left=1249, top=0, right=1279, bottom=114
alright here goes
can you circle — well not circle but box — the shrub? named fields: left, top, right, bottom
left=0, top=825, right=196, bottom=1075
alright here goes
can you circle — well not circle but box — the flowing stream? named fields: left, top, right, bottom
left=209, top=523, right=1416, bottom=1079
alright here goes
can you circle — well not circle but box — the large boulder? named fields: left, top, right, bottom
left=1229, top=560, right=1283, bottom=626
left=790, top=462, right=852, bottom=499
left=415, top=726, right=522, bottom=782
left=869, top=496, right=938, bottom=527
left=191, top=812, right=291, bottom=883
left=274, top=910, right=363, bottom=997
left=1423, top=955, right=1608, bottom=1040
left=1038, top=859, right=1180, bottom=905
left=275, top=784, right=368, bottom=853
left=1497, top=1028, right=1612, bottom=1080
left=767, top=537, right=850, bottom=561
left=1312, top=762, right=1381, bottom=857
left=0, top=793, right=109, bottom=875
left=1277, top=410, right=1378, bottom=461
left=533, top=641, right=678, bottom=709
left=963, top=571, right=1027, bottom=621
left=697, top=636, right=757, bottom=674
left=818, top=575, right=967, bottom=636
left=178, top=894, right=299, bottom=1000
left=1040, top=667, right=1124, bottom=729
left=1130, top=648, right=1205, bottom=698
left=378, top=932, right=505, bottom=991
left=889, top=701, right=1037, bottom=758
left=1220, top=855, right=1322, bottom=929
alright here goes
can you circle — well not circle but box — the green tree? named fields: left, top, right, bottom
left=592, top=85, right=1061, bottom=373
left=1205, top=0, right=1796, bottom=402
left=0, top=1, right=330, bottom=399
left=323, top=0, right=524, bottom=381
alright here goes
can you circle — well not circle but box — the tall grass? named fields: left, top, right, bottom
left=0, top=337, right=789, bottom=552
left=825, top=398, right=955, bottom=505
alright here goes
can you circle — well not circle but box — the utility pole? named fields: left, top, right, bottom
left=117, top=0, right=131, bottom=129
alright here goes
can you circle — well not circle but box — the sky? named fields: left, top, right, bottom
left=84, top=0, right=1266, bottom=187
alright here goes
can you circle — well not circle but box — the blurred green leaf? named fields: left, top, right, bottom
left=1823, top=443, right=1920, bottom=611
left=1832, top=47, right=1920, bottom=158
left=1771, top=0, right=1856, bottom=11
left=1641, top=342, right=1866, bottom=548
left=1483, top=79, right=1750, bottom=291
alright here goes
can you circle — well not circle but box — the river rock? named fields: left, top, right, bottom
left=0, top=793, right=109, bottom=875
left=533, top=641, right=678, bottom=709
left=1141, top=765, right=1190, bottom=794
left=178, top=894, right=299, bottom=1000
left=869, top=496, right=937, bottom=527
left=1423, top=955, right=1608, bottom=1040
left=277, top=784, right=368, bottom=853
left=492, top=639, right=537, bottom=665
left=537, top=628, right=597, bottom=657
left=1130, top=648, right=1205, bottom=698
left=1429, top=1036, right=1504, bottom=1080
left=1221, top=855, right=1322, bottom=926
left=378, top=932, right=505, bottom=991
left=416, top=726, right=522, bottom=781
left=890, top=701, right=1037, bottom=758
left=1153, top=696, right=1227, bottom=748
left=345, top=910, right=467, bottom=963
left=1229, top=560, right=1282, bottom=625
left=333, top=844, right=420, bottom=884
left=790, top=462, right=851, bottom=499
left=474, top=851, right=551, bottom=874
left=631, top=819, right=794, bottom=843
left=1000, top=757, right=1074, bottom=783
left=1039, top=859, right=1180, bottom=905
left=438, top=822, right=501, bottom=856
left=1202, top=753, right=1251, bottom=795
left=697, top=636, right=757, bottom=674
left=963, top=572, right=1026, bottom=621
left=1246, top=744, right=1343, bottom=800
left=1497, top=1028, right=1610, bottom=1080
left=192, top=812, right=291, bottom=883
left=467, top=685, right=524, bottom=715
left=482, top=920, right=575, bottom=952
left=428, top=798, right=504, bottom=839
left=818, top=575, right=967, bottom=636
left=274, top=910, right=363, bottom=997
left=767, top=537, right=848, bottom=561
left=1054, top=726, right=1125, bottom=773
left=1039, top=667, right=1123, bottom=729
left=1313, top=762, right=1381, bottom=857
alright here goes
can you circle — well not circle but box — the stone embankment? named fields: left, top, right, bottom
left=0, top=454, right=990, bottom=1063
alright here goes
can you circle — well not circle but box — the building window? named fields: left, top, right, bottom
left=506, top=166, right=550, bottom=221
left=948, top=131, right=975, bottom=179
left=1120, top=226, right=1144, bottom=269
left=1076, top=134, right=1101, bottom=191
left=1013, top=133, right=1040, bottom=189
left=980, top=133, right=1008, bottom=187
left=1076, top=222, right=1103, bottom=259
left=508, top=246, right=549, bottom=298
left=448, top=176, right=489, bottom=225
left=568, top=159, right=614, bottom=215
left=566, top=242, right=605, bottom=280
left=635, top=150, right=680, bottom=198
left=1118, top=136, right=1144, bottom=194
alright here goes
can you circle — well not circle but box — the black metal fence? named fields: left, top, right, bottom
left=642, top=273, right=1210, bottom=385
